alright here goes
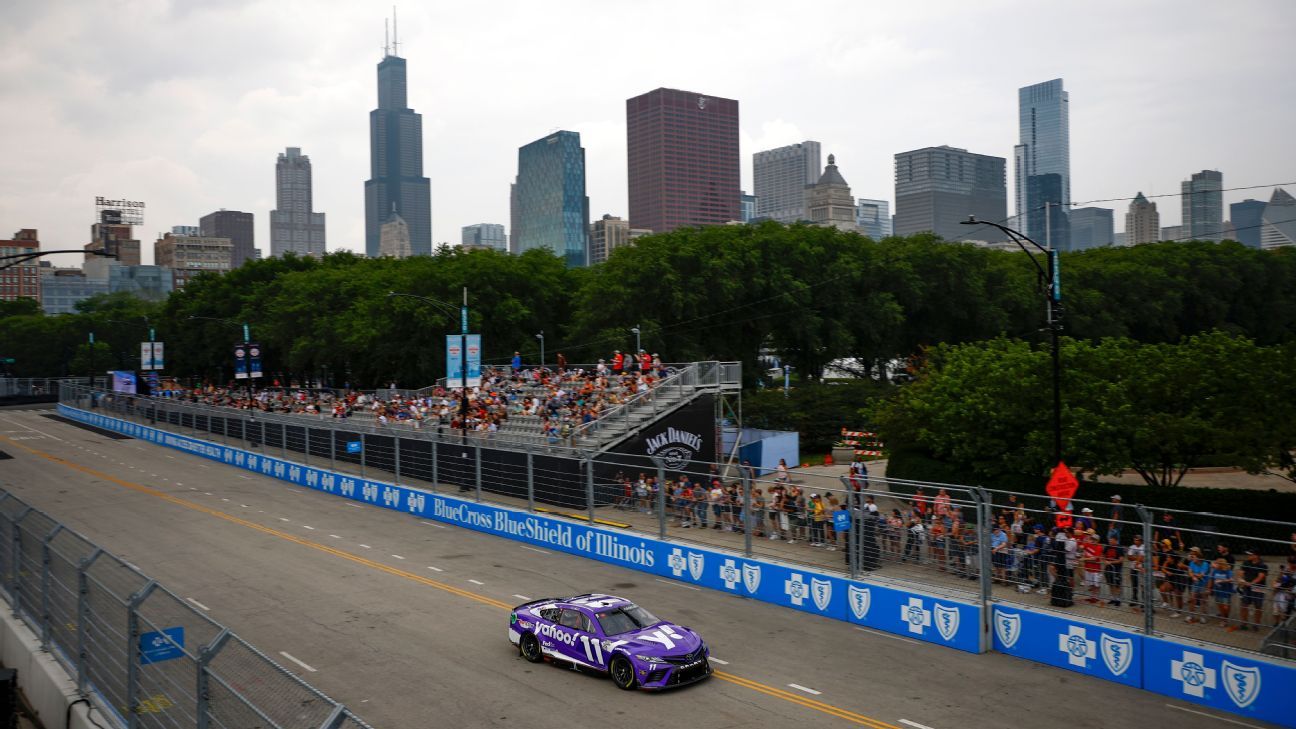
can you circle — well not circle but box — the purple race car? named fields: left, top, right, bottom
left=509, top=593, right=712, bottom=691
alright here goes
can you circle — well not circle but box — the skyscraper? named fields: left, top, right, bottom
left=1015, top=79, right=1070, bottom=241
left=378, top=209, right=412, bottom=258
left=804, top=155, right=857, bottom=232
left=893, top=146, right=1007, bottom=242
left=462, top=223, right=507, bottom=251
left=271, top=148, right=327, bottom=257
left=739, top=193, right=757, bottom=223
left=200, top=210, right=256, bottom=267
left=511, top=130, right=590, bottom=267
left=1260, top=188, right=1296, bottom=249
left=154, top=233, right=233, bottom=289
left=626, top=88, right=740, bottom=233
left=1125, top=193, right=1160, bottom=245
left=1230, top=198, right=1268, bottom=248
left=1069, top=207, right=1114, bottom=250
left=753, top=141, right=821, bottom=223
left=855, top=199, right=892, bottom=239
left=364, top=25, right=431, bottom=258
left=1181, top=169, right=1223, bottom=242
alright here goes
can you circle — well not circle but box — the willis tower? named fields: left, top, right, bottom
left=365, top=14, right=431, bottom=257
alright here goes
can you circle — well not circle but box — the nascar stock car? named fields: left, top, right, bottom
left=508, top=593, right=712, bottom=691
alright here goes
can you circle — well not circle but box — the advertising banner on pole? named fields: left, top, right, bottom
left=152, top=341, right=164, bottom=371
left=445, top=334, right=481, bottom=388
left=248, top=343, right=263, bottom=379
left=233, top=344, right=248, bottom=379
left=140, top=342, right=154, bottom=371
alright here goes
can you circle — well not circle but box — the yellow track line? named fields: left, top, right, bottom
left=1, top=434, right=900, bottom=729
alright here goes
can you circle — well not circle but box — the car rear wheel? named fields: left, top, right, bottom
left=519, top=633, right=542, bottom=663
left=609, top=655, right=637, bottom=690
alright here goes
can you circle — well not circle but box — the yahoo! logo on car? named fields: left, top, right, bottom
left=535, top=622, right=577, bottom=646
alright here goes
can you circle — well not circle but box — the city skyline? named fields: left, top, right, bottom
left=2, top=1, right=1293, bottom=266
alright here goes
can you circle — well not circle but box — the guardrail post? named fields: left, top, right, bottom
left=656, top=461, right=667, bottom=541
left=431, top=439, right=438, bottom=491
left=281, top=422, right=288, bottom=459
left=586, top=457, right=595, bottom=525
left=10, top=507, right=30, bottom=617
left=39, top=524, right=62, bottom=650
left=316, top=705, right=347, bottom=729
left=394, top=433, right=401, bottom=484
left=526, top=447, right=535, bottom=512
left=360, top=433, right=367, bottom=479
left=76, top=549, right=102, bottom=694
left=196, top=628, right=231, bottom=729
left=1136, top=504, right=1155, bottom=635
left=330, top=431, right=336, bottom=471
left=125, top=581, right=158, bottom=728
left=742, top=470, right=753, bottom=558
left=474, top=444, right=483, bottom=502
left=303, top=427, right=310, bottom=467
left=972, top=486, right=993, bottom=650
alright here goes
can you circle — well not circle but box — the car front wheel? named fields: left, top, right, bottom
left=519, top=633, right=543, bottom=663
left=609, top=655, right=637, bottom=690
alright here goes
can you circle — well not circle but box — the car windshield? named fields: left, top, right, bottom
left=595, top=605, right=660, bottom=635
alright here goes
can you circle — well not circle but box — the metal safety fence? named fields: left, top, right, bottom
left=63, top=384, right=1296, bottom=662
left=0, top=489, right=374, bottom=729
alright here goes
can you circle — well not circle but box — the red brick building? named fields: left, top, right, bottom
left=0, top=229, right=41, bottom=303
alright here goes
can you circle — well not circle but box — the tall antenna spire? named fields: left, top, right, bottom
left=384, top=18, right=390, bottom=56
left=392, top=6, right=400, bottom=56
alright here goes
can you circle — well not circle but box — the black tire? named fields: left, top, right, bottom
left=519, top=633, right=543, bottom=663
left=609, top=655, right=637, bottom=690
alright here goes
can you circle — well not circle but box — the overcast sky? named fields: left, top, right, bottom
left=3, top=0, right=1294, bottom=265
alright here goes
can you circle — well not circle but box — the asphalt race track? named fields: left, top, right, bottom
left=0, top=406, right=1275, bottom=729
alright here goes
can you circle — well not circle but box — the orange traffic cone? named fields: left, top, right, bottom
left=824, top=453, right=834, bottom=466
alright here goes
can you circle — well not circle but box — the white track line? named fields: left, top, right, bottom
left=468, top=579, right=484, bottom=585
left=279, top=651, right=317, bottom=673
left=358, top=544, right=372, bottom=549
left=512, top=594, right=531, bottom=601
left=1165, top=705, right=1264, bottom=728
left=302, top=525, right=315, bottom=530
left=391, top=554, right=405, bottom=560
left=708, top=657, right=729, bottom=665
left=0, top=415, right=62, bottom=441
left=186, top=598, right=210, bottom=611
left=788, top=684, right=821, bottom=696
left=653, top=578, right=700, bottom=591
left=427, top=566, right=443, bottom=572
left=855, top=626, right=922, bottom=645
left=520, top=546, right=550, bottom=554
left=328, top=534, right=341, bottom=539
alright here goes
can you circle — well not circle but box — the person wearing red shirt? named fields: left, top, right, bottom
left=1081, top=530, right=1104, bottom=603
left=612, top=351, right=624, bottom=373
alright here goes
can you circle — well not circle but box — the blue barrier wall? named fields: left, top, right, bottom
left=60, top=405, right=1296, bottom=725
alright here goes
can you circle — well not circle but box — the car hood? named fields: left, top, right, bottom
left=610, top=623, right=703, bottom=658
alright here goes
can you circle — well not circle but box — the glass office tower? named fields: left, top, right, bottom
left=1015, top=79, right=1070, bottom=242
left=512, top=130, right=590, bottom=267
left=364, top=49, right=432, bottom=257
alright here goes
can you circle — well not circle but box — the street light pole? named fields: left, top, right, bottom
left=536, top=331, right=544, bottom=369
left=88, top=331, right=96, bottom=389
left=962, top=215, right=1063, bottom=465
left=631, top=325, right=640, bottom=356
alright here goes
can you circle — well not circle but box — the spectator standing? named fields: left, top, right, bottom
left=913, top=488, right=929, bottom=523
left=990, top=525, right=1009, bottom=582
left=708, top=480, right=725, bottom=530
left=948, top=518, right=968, bottom=578
left=1210, top=558, right=1237, bottom=628
left=809, top=494, right=827, bottom=546
left=612, top=350, right=625, bottom=374
left=775, top=458, right=790, bottom=485
left=1236, top=551, right=1268, bottom=631
left=928, top=517, right=947, bottom=571
left=1155, top=512, right=1185, bottom=551
left=1107, top=495, right=1124, bottom=542
left=1127, top=535, right=1146, bottom=611
left=1028, top=525, right=1051, bottom=593
left=1049, top=528, right=1074, bottom=607
left=1103, top=535, right=1126, bottom=606
left=556, top=352, right=567, bottom=372
left=934, top=488, right=952, bottom=523
left=961, top=523, right=980, bottom=581
left=1273, top=559, right=1296, bottom=625
left=511, top=351, right=522, bottom=371
left=1185, top=547, right=1210, bottom=623
left=693, top=482, right=708, bottom=529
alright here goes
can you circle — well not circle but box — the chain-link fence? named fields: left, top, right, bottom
left=0, top=489, right=374, bottom=729
left=62, top=384, right=1296, bottom=661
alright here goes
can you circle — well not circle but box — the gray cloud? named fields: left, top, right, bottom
left=2, top=0, right=1293, bottom=266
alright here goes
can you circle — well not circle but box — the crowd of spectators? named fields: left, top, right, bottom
left=154, top=351, right=673, bottom=446
left=627, top=465, right=1296, bottom=634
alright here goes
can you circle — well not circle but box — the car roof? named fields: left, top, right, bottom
left=557, top=593, right=636, bottom=611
